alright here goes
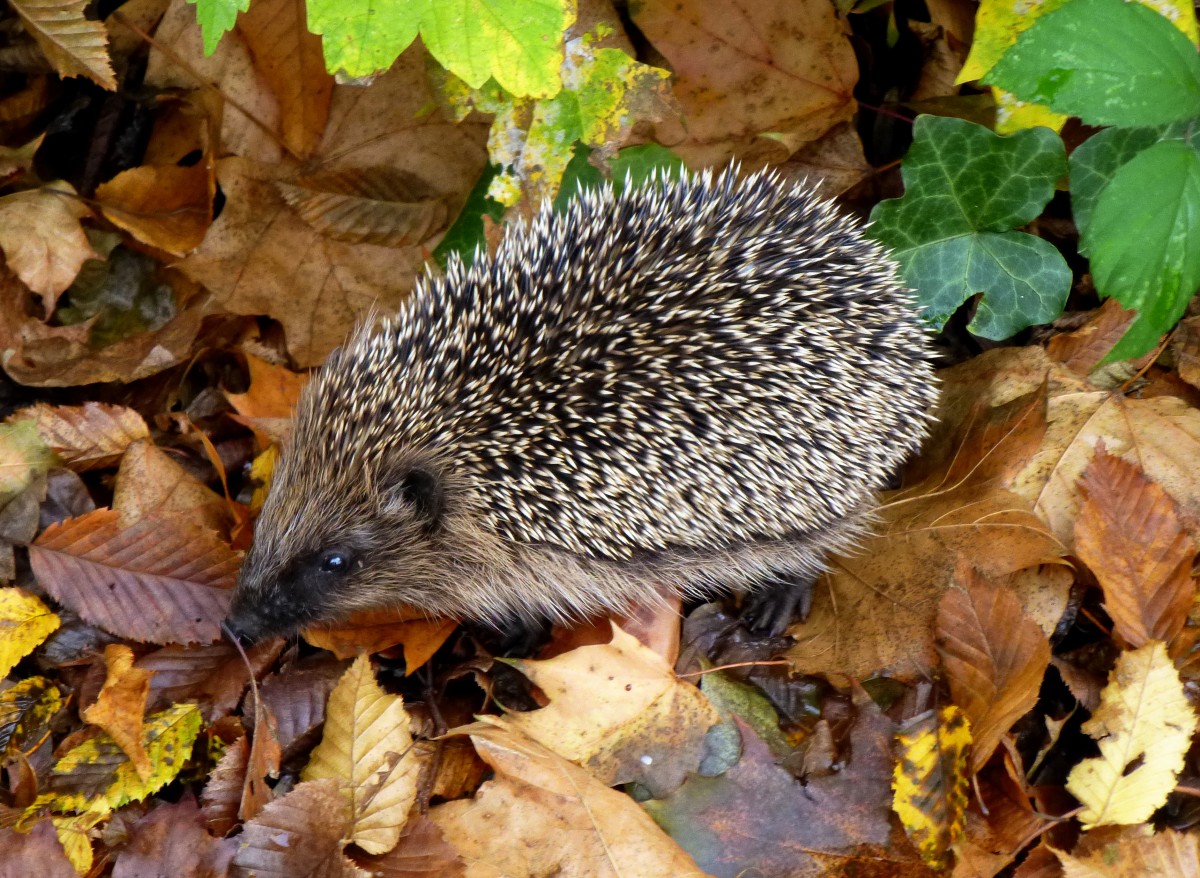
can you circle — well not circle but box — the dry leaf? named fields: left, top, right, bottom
left=13, top=402, right=149, bottom=471
left=81, top=644, right=153, bottom=780
left=112, top=797, right=236, bottom=878
left=230, top=778, right=360, bottom=878
left=302, top=607, right=456, bottom=671
left=1074, top=450, right=1196, bottom=648
left=95, top=159, right=215, bottom=256
left=0, top=184, right=96, bottom=308
left=431, top=722, right=707, bottom=877
left=29, top=508, right=239, bottom=645
left=1055, top=826, right=1200, bottom=877
left=503, top=624, right=719, bottom=796
left=10, top=0, right=116, bottom=89
left=1066, top=642, right=1198, bottom=828
left=936, top=567, right=1051, bottom=772
left=0, top=820, right=77, bottom=878
left=113, top=440, right=230, bottom=534
left=301, top=654, right=420, bottom=854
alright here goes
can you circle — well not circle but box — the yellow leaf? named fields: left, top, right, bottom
left=0, top=587, right=60, bottom=678
left=1067, top=641, right=1198, bottom=828
left=0, top=676, right=63, bottom=754
left=50, top=805, right=108, bottom=874
left=301, top=654, right=419, bottom=854
left=892, top=705, right=971, bottom=869
left=80, top=644, right=153, bottom=780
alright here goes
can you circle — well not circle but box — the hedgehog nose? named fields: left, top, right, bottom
left=223, top=616, right=261, bottom=647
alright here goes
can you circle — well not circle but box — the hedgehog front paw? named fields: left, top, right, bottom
left=741, top=571, right=816, bottom=636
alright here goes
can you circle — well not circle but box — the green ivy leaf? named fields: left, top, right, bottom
left=1083, top=139, right=1200, bottom=361
left=187, top=0, right=249, bottom=56
left=869, top=115, right=1069, bottom=339
left=983, top=0, right=1200, bottom=128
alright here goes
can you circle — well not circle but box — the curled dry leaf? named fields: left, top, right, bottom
left=503, top=624, right=719, bottom=796
left=432, top=722, right=707, bottom=877
left=301, top=654, right=420, bottom=855
left=201, top=734, right=249, bottom=836
left=81, top=644, right=153, bottom=781
left=1074, top=449, right=1196, bottom=648
left=936, top=566, right=1051, bottom=772
left=29, top=508, right=239, bottom=645
left=13, top=402, right=149, bottom=471
left=1066, top=641, right=1198, bottom=829
left=303, top=609, right=457, bottom=671
left=94, top=159, right=215, bottom=256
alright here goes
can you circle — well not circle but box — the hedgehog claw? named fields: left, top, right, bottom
left=742, top=572, right=816, bottom=636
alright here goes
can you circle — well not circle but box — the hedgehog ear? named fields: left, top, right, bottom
left=387, top=467, right=445, bottom=529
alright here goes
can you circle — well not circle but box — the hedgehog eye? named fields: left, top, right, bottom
left=320, top=551, right=352, bottom=574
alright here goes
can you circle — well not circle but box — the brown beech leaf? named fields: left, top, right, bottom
left=0, top=184, right=96, bottom=309
left=113, top=796, right=236, bottom=878
left=236, top=0, right=333, bottom=158
left=257, top=656, right=347, bottom=757
left=139, top=638, right=284, bottom=722
left=1074, top=450, right=1197, bottom=648
left=241, top=699, right=282, bottom=823
left=936, top=567, right=1051, bottom=772
left=201, top=734, right=249, bottom=836
left=81, top=643, right=154, bottom=780
left=1047, top=300, right=1140, bottom=376
left=275, top=168, right=448, bottom=247
left=231, top=778, right=358, bottom=878
left=29, top=508, right=239, bottom=644
left=94, top=159, right=215, bottom=256
left=10, top=0, right=116, bottom=89
left=630, top=0, right=857, bottom=167
left=13, top=401, right=149, bottom=471
left=0, top=820, right=77, bottom=878
left=351, top=816, right=465, bottom=878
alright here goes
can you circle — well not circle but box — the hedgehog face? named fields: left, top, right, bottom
left=225, top=452, right=458, bottom=644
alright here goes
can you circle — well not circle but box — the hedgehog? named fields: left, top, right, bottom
left=225, top=166, right=937, bottom=645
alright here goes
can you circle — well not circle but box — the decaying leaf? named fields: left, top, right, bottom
left=936, top=567, right=1051, bottom=772
left=301, top=654, right=421, bottom=854
left=892, top=706, right=972, bottom=870
left=0, top=675, right=63, bottom=755
left=0, top=587, right=60, bottom=677
left=231, top=778, right=358, bottom=878
left=1066, top=642, right=1198, bottom=828
left=503, top=623, right=719, bottom=796
left=1074, top=450, right=1196, bottom=648
left=29, top=508, right=239, bottom=644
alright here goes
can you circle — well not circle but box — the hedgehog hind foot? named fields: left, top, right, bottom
left=740, top=570, right=817, bottom=636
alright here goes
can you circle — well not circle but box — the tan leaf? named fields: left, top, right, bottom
left=1066, top=642, right=1198, bottom=828
left=0, top=587, right=60, bottom=678
left=236, top=0, right=333, bottom=157
left=231, top=778, right=361, bottom=878
left=631, top=0, right=857, bottom=167
left=302, top=654, right=420, bottom=854
left=430, top=723, right=707, bottom=876
left=94, top=160, right=215, bottom=256
left=0, top=185, right=96, bottom=309
left=13, top=402, right=149, bottom=471
left=503, top=624, right=719, bottom=795
left=10, top=0, right=115, bottom=89
left=936, top=567, right=1051, bottom=772
left=276, top=168, right=448, bottom=247
left=29, top=508, right=238, bottom=644
left=113, top=440, right=229, bottom=534
left=1074, top=450, right=1196, bottom=648
left=1055, top=826, right=1200, bottom=877
left=81, top=644, right=153, bottom=780
left=226, top=354, right=308, bottom=421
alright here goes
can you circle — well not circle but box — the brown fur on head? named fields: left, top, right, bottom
left=226, top=440, right=508, bottom=643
